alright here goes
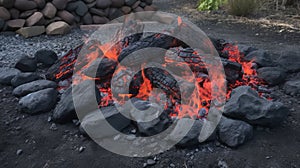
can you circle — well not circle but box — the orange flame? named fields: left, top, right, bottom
left=136, top=67, right=152, bottom=100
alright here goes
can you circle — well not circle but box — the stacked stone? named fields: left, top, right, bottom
left=0, top=0, right=156, bottom=37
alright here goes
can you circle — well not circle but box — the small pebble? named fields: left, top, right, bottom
left=72, top=119, right=80, bottom=126
left=50, top=123, right=58, bottom=131
left=170, top=163, right=175, bottom=167
left=131, top=129, right=137, bottom=134
left=16, top=149, right=23, bottom=156
left=218, top=160, right=228, bottom=168
left=79, top=146, right=85, bottom=153
left=113, top=134, right=121, bottom=141
left=15, top=126, right=21, bottom=130
left=147, top=159, right=156, bottom=166
left=126, top=134, right=136, bottom=141
left=47, top=116, right=52, bottom=122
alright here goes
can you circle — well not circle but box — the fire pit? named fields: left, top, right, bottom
left=3, top=13, right=293, bottom=155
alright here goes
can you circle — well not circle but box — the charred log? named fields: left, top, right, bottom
left=46, top=44, right=83, bottom=82
left=82, top=57, right=118, bottom=79
left=166, top=47, right=243, bottom=84
left=145, top=67, right=181, bottom=100
left=118, top=33, right=187, bottom=63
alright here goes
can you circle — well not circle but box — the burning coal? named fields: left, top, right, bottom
left=46, top=18, right=268, bottom=120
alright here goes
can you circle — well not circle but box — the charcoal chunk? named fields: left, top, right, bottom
left=145, top=68, right=180, bottom=99
left=118, top=33, right=185, bottom=63
left=82, top=57, right=117, bottom=78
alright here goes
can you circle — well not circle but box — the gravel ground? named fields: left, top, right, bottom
left=0, top=30, right=85, bottom=68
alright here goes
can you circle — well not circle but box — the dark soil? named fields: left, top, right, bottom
left=1, top=0, right=300, bottom=167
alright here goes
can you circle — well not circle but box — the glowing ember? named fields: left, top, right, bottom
left=222, top=44, right=267, bottom=98
left=53, top=34, right=267, bottom=119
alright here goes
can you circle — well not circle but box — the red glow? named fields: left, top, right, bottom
left=55, top=37, right=268, bottom=119
left=136, top=66, right=153, bottom=100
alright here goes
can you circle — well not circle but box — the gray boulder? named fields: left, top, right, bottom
left=15, top=55, right=37, bottom=72
left=52, top=86, right=75, bottom=123
left=244, top=50, right=274, bottom=67
left=283, top=79, right=300, bottom=96
left=80, top=106, right=131, bottom=139
left=127, top=99, right=171, bottom=136
left=11, top=72, right=40, bottom=87
left=257, top=67, right=286, bottom=86
left=13, top=80, right=57, bottom=97
left=237, top=44, right=258, bottom=56
left=52, top=80, right=101, bottom=123
left=168, top=118, right=216, bottom=147
left=19, top=88, right=57, bottom=114
left=0, top=68, right=20, bottom=85
left=217, top=116, right=253, bottom=147
left=277, top=51, right=300, bottom=73
left=136, top=116, right=170, bottom=136
left=224, top=86, right=289, bottom=127
left=34, top=49, right=58, bottom=67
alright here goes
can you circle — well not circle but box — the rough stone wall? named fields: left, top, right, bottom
left=0, top=0, right=156, bottom=37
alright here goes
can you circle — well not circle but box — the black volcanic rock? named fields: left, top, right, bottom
left=35, top=49, right=58, bottom=67
left=244, top=50, right=274, bottom=67
left=277, top=51, right=300, bottom=73
left=257, top=67, right=286, bottom=86
left=80, top=106, right=131, bottom=139
left=52, top=80, right=101, bottom=123
left=224, top=86, right=290, bottom=127
left=283, top=79, right=300, bottom=96
left=19, top=88, right=57, bottom=114
left=11, top=72, right=41, bottom=87
left=168, top=118, right=216, bottom=147
left=217, top=116, right=253, bottom=147
left=13, top=80, right=57, bottom=97
left=15, top=55, right=37, bottom=72
left=0, top=68, right=20, bottom=85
